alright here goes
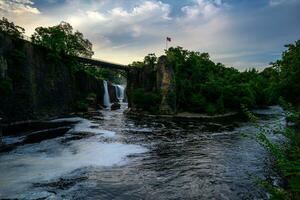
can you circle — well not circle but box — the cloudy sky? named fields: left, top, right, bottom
left=1, top=0, right=300, bottom=70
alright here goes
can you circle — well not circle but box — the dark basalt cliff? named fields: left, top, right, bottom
left=0, top=33, right=117, bottom=122
left=126, top=56, right=176, bottom=114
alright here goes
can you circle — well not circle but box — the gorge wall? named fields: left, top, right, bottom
left=127, top=56, right=176, bottom=114
left=0, top=33, right=118, bottom=122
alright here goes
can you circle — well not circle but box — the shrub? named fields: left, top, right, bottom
left=132, top=88, right=162, bottom=113
left=73, top=100, right=88, bottom=112
left=205, top=104, right=217, bottom=116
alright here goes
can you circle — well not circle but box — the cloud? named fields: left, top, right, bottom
left=181, top=0, right=224, bottom=19
left=269, top=0, right=298, bottom=6
left=1, top=0, right=299, bottom=69
left=0, top=0, right=40, bottom=14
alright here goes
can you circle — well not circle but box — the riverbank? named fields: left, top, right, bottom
left=262, top=109, right=300, bottom=199
left=125, top=109, right=239, bottom=120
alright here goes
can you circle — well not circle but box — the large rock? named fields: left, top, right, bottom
left=111, top=102, right=121, bottom=110
left=156, top=56, right=176, bottom=114
left=23, top=126, right=70, bottom=144
left=108, top=83, right=119, bottom=103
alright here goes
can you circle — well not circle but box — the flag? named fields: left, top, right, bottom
left=166, top=37, right=171, bottom=42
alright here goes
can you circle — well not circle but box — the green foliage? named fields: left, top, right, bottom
left=73, top=100, right=88, bottom=112
left=257, top=126, right=300, bottom=200
left=84, top=66, right=110, bottom=80
left=205, top=104, right=217, bottom=115
left=279, top=98, right=300, bottom=125
left=273, top=40, right=300, bottom=106
left=29, top=21, right=126, bottom=83
left=31, top=22, right=94, bottom=58
left=72, top=93, right=98, bottom=112
left=243, top=104, right=300, bottom=200
left=165, top=47, right=269, bottom=114
left=132, top=88, right=162, bottom=113
left=0, top=17, right=25, bottom=39
left=0, top=78, right=12, bottom=96
left=129, top=53, right=158, bottom=69
left=143, top=53, right=157, bottom=66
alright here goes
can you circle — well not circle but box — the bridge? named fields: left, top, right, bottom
left=75, top=56, right=129, bottom=72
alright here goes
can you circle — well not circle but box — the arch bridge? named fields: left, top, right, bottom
left=75, top=56, right=130, bottom=78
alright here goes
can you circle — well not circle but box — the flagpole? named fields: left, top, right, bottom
left=166, top=38, right=167, bottom=50
left=166, top=37, right=171, bottom=50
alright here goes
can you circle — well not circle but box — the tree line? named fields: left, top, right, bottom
left=130, top=43, right=299, bottom=115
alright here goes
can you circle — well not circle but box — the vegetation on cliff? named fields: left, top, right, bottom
left=0, top=17, right=24, bottom=39
left=31, top=21, right=94, bottom=58
left=0, top=18, right=123, bottom=83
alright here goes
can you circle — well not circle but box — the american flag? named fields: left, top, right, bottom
left=166, top=37, right=171, bottom=42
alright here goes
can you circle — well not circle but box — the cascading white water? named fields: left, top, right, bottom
left=115, top=85, right=125, bottom=102
left=103, top=80, right=110, bottom=108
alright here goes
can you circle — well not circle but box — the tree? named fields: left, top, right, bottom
left=273, top=40, right=300, bottom=105
left=144, top=53, right=157, bottom=66
left=31, top=22, right=94, bottom=58
left=0, top=17, right=25, bottom=38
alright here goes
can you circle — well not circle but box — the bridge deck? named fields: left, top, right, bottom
left=76, top=56, right=129, bottom=71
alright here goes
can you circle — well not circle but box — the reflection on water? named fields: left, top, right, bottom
left=0, top=104, right=285, bottom=199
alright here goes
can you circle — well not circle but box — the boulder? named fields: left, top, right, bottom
left=111, top=102, right=121, bottom=110
left=23, top=126, right=70, bottom=144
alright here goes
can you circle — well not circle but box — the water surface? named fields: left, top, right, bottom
left=0, top=105, right=285, bottom=199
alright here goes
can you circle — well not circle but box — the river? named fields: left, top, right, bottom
left=0, top=104, right=285, bottom=199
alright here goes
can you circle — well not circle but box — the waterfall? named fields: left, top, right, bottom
left=115, top=85, right=125, bottom=102
left=103, top=80, right=110, bottom=108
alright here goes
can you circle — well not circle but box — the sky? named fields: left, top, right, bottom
left=1, top=0, right=300, bottom=70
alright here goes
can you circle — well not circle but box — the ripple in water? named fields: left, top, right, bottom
left=0, top=106, right=284, bottom=199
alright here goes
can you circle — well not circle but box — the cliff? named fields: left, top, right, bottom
left=0, top=33, right=117, bottom=122
left=127, top=56, right=176, bottom=114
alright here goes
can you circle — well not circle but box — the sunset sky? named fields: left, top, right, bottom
left=1, top=0, right=300, bottom=70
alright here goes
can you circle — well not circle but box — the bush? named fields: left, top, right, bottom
left=205, top=104, right=217, bottom=116
left=132, top=88, right=162, bottom=113
left=73, top=100, right=88, bottom=112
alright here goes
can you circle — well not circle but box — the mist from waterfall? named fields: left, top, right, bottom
left=103, top=80, right=110, bottom=108
left=115, top=85, right=125, bottom=102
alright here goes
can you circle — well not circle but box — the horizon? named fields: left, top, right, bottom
left=1, top=0, right=299, bottom=70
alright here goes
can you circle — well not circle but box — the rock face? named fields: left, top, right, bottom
left=156, top=56, right=176, bottom=114
left=108, top=83, right=119, bottom=103
left=127, top=56, right=176, bottom=114
left=0, top=33, right=105, bottom=122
